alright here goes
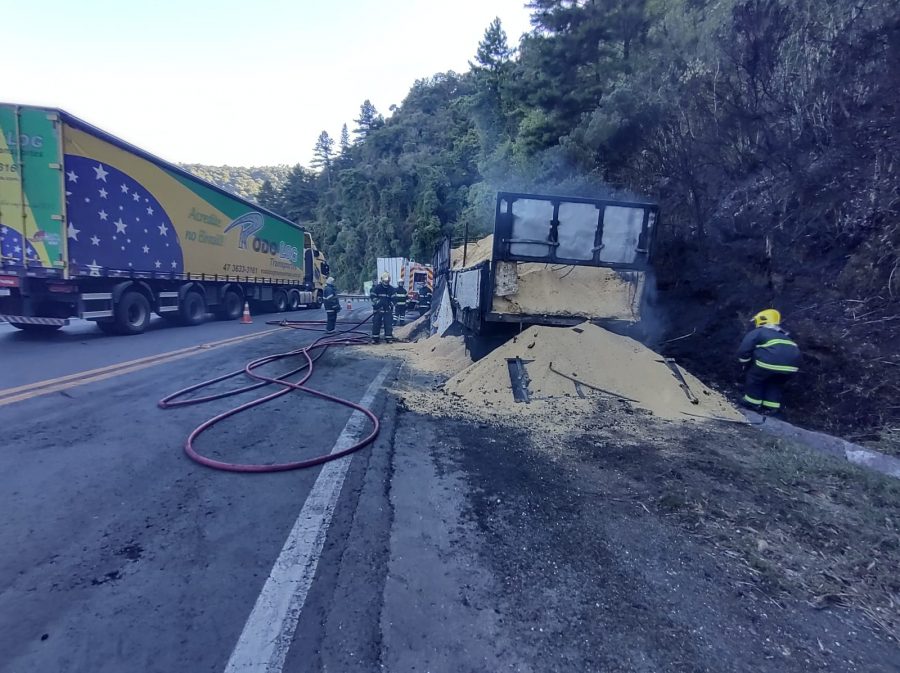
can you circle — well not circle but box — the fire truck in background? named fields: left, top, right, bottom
left=375, top=257, right=434, bottom=315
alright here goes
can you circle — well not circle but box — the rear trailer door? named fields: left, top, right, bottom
left=492, top=192, right=658, bottom=270
left=0, top=105, right=67, bottom=277
left=377, top=257, right=405, bottom=284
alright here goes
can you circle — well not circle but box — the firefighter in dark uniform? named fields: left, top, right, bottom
left=370, top=272, right=396, bottom=343
left=418, top=284, right=432, bottom=314
left=394, top=283, right=408, bottom=324
left=737, top=309, right=801, bottom=415
left=323, top=276, right=340, bottom=334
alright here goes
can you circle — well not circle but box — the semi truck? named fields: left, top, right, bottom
left=0, top=103, right=329, bottom=335
left=440, top=191, right=658, bottom=337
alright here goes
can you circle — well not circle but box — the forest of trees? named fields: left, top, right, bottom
left=246, top=0, right=897, bottom=434
left=180, top=164, right=290, bottom=202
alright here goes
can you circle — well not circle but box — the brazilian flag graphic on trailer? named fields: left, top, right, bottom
left=0, top=106, right=65, bottom=272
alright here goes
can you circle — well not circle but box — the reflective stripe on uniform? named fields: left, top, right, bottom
left=757, top=338, right=798, bottom=349
left=738, top=357, right=752, bottom=364
left=743, top=395, right=762, bottom=405
left=754, top=360, right=799, bottom=373
left=761, top=400, right=781, bottom=409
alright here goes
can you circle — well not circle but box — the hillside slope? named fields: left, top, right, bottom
left=178, top=164, right=291, bottom=202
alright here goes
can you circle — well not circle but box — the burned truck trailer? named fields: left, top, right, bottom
left=445, top=192, right=659, bottom=338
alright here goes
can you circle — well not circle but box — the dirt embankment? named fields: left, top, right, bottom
left=655, top=233, right=900, bottom=455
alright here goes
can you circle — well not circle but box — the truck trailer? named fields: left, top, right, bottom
left=0, top=103, right=328, bottom=335
left=443, top=192, right=658, bottom=337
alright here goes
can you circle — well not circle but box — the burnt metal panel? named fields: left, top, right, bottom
left=492, top=192, right=658, bottom=271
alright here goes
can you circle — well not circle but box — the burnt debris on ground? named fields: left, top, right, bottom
left=380, top=320, right=900, bottom=652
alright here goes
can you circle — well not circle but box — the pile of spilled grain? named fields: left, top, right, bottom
left=491, top=264, right=641, bottom=320
left=442, top=324, right=741, bottom=422
left=451, top=235, right=494, bottom=269
left=393, top=313, right=429, bottom=341
left=379, top=333, right=471, bottom=376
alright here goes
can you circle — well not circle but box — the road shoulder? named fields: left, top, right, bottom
left=377, top=369, right=900, bottom=672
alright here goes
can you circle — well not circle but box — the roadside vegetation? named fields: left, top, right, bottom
left=180, top=164, right=291, bottom=201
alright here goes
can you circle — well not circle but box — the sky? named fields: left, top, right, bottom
left=6, top=0, right=532, bottom=167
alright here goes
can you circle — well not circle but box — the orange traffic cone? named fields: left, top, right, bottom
left=346, top=299, right=352, bottom=310
left=240, top=301, right=253, bottom=324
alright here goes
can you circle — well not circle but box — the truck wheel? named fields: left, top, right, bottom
left=287, top=291, right=300, bottom=312
left=217, top=290, right=243, bottom=320
left=115, top=291, right=151, bottom=335
left=179, top=291, right=206, bottom=326
left=9, top=322, right=62, bottom=334
left=306, top=290, right=323, bottom=310
left=273, top=290, right=288, bottom=313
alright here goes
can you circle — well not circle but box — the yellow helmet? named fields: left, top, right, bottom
left=380, top=272, right=391, bottom=283
left=752, top=308, right=781, bottom=328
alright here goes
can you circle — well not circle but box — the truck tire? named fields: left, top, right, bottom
left=306, top=290, right=323, bottom=310
left=273, top=290, right=288, bottom=313
left=179, top=291, right=206, bottom=326
left=216, top=290, right=243, bottom=320
left=287, top=291, right=300, bottom=312
left=115, top=291, right=151, bottom=335
left=8, top=322, right=62, bottom=334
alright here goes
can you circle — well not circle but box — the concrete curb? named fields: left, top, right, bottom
left=745, top=411, right=900, bottom=480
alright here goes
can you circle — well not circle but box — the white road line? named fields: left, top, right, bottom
left=224, top=363, right=392, bottom=673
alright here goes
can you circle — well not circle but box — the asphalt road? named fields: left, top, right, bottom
left=0, top=305, right=394, bottom=672
left=2, top=310, right=898, bottom=672
left=0, top=305, right=359, bottom=389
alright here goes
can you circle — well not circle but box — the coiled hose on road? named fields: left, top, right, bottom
left=159, top=313, right=379, bottom=473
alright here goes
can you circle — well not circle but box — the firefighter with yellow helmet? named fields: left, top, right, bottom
left=737, top=309, right=801, bottom=415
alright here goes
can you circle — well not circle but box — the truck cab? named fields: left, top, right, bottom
left=303, top=232, right=329, bottom=307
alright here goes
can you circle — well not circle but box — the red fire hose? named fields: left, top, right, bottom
left=159, top=313, right=379, bottom=473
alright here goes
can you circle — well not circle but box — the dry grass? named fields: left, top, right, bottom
left=584, top=420, right=900, bottom=643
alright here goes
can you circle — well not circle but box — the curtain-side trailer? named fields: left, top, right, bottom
left=0, top=103, right=328, bottom=334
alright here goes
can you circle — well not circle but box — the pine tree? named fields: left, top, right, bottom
left=353, top=100, right=384, bottom=140
left=470, top=18, right=515, bottom=147
left=280, top=164, right=320, bottom=224
left=337, top=123, right=352, bottom=168
left=256, top=179, right=280, bottom=212
left=311, top=131, right=335, bottom=186
left=472, top=17, right=512, bottom=74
